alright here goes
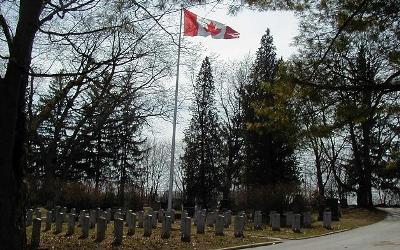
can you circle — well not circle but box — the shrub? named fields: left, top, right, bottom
left=232, top=183, right=301, bottom=213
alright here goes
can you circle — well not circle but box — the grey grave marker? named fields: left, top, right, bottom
left=26, top=209, right=33, bottom=226
left=161, top=215, right=172, bottom=239
left=234, top=215, right=245, bottom=238
left=303, top=211, right=312, bottom=228
left=196, top=213, right=205, bottom=234
left=323, top=210, right=332, bottom=229
left=292, top=214, right=301, bottom=232
left=45, top=210, right=52, bottom=231
left=181, top=217, right=191, bottom=242
left=114, top=218, right=123, bottom=245
left=96, top=216, right=106, bottom=242
left=128, top=212, right=136, bottom=236
left=224, top=210, right=232, bottom=228
left=81, top=216, right=89, bottom=238
left=67, top=213, right=76, bottom=235
left=271, top=213, right=280, bottom=231
left=138, top=211, right=144, bottom=228
left=254, top=210, right=262, bottom=230
left=55, top=212, right=63, bottom=234
left=31, top=218, right=41, bottom=248
left=143, top=214, right=152, bottom=237
left=215, top=215, right=225, bottom=236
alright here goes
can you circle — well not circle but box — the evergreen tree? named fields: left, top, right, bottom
left=241, top=29, right=298, bottom=187
left=182, top=57, right=222, bottom=208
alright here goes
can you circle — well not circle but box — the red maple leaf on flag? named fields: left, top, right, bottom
left=205, top=22, right=221, bottom=36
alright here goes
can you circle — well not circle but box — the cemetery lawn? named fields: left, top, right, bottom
left=26, top=223, right=273, bottom=250
left=249, top=207, right=387, bottom=240
left=26, top=207, right=385, bottom=249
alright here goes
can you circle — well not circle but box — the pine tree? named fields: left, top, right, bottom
left=182, top=57, right=222, bottom=208
left=241, top=29, right=298, bottom=187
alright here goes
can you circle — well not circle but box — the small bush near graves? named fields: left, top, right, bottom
left=232, top=183, right=303, bottom=213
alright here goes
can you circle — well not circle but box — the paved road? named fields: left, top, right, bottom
left=250, top=208, right=400, bottom=250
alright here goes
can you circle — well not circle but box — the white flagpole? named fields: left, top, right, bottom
left=168, top=6, right=183, bottom=211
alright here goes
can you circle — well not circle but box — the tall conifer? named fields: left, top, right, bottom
left=241, top=29, right=298, bottom=187
left=182, top=57, right=222, bottom=208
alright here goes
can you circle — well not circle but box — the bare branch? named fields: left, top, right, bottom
left=40, top=0, right=99, bottom=25
left=133, top=1, right=179, bottom=46
left=38, top=24, right=122, bottom=37
left=309, top=0, right=369, bottom=80
left=0, top=14, right=13, bottom=53
left=294, top=69, right=400, bottom=92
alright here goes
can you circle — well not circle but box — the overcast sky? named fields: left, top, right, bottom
left=147, top=5, right=299, bottom=143
left=186, top=5, right=299, bottom=60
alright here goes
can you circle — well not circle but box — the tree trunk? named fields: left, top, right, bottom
left=43, top=140, right=58, bottom=204
left=314, top=145, right=326, bottom=220
left=0, top=1, right=43, bottom=248
left=95, top=130, right=102, bottom=193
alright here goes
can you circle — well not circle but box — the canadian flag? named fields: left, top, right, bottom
left=183, top=9, right=240, bottom=39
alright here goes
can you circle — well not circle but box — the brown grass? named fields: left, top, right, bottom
left=26, top=207, right=386, bottom=249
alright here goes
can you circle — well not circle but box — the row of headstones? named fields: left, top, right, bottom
left=28, top=207, right=333, bottom=247
left=253, top=210, right=332, bottom=232
left=28, top=209, right=246, bottom=247
left=26, top=207, right=77, bottom=227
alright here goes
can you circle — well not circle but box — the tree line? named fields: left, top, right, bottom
left=0, top=0, right=399, bottom=248
left=181, top=0, right=400, bottom=211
